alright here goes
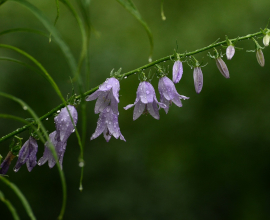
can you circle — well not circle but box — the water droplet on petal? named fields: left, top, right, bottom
left=146, top=90, right=150, bottom=94
left=13, top=167, right=19, bottom=172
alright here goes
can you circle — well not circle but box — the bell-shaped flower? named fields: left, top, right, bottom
left=38, top=131, right=67, bottom=169
left=172, top=60, right=183, bottom=83
left=86, top=78, right=120, bottom=114
left=54, top=105, right=78, bottom=143
left=13, top=136, right=38, bottom=172
left=124, top=81, right=166, bottom=120
left=0, top=152, right=16, bottom=175
left=193, top=67, right=203, bottom=94
left=91, top=106, right=125, bottom=142
left=216, top=57, right=230, bottom=78
left=158, top=76, right=189, bottom=114
left=226, top=45, right=235, bottom=60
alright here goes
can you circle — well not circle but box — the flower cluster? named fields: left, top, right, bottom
left=1, top=105, right=78, bottom=173
left=86, top=77, right=125, bottom=142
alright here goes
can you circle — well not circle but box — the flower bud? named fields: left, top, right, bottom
left=256, top=49, right=265, bottom=67
left=216, top=57, right=230, bottom=78
left=226, top=45, right=235, bottom=60
left=193, top=67, right=203, bottom=94
left=263, top=34, right=270, bottom=47
left=172, top=60, right=183, bottom=83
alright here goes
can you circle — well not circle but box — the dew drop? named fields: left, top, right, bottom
left=79, top=185, right=83, bottom=191
left=148, top=57, right=152, bottom=62
left=13, top=167, right=19, bottom=172
left=146, top=90, right=150, bottom=94
left=57, top=110, right=60, bottom=113
left=79, top=161, right=84, bottom=167
left=124, top=76, right=127, bottom=79
left=72, top=129, right=75, bottom=132
left=23, top=106, right=28, bottom=110
left=106, top=108, right=110, bottom=112
left=46, top=118, right=48, bottom=120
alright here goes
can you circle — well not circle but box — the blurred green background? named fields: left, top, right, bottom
left=1, top=0, right=270, bottom=219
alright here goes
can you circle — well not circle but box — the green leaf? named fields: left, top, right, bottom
left=0, top=191, right=20, bottom=220
left=0, top=28, right=48, bottom=37
left=9, top=0, right=77, bottom=75
left=116, top=0, right=154, bottom=59
left=0, top=178, right=35, bottom=220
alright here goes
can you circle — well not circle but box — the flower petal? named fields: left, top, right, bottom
left=86, top=90, right=102, bottom=101
left=147, top=102, right=160, bottom=120
left=133, top=101, right=145, bottom=120
left=90, top=110, right=107, bottom=140
left=193, top=67, right=203, bottom=94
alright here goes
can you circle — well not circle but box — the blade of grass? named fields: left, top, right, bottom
left=0, top=191, right=20, bottom=220
left=116, top=0, right=154, bottom=60
left=0, top=178, right=35, bottom=220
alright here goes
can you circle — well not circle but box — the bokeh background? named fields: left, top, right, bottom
left=1, top=0, right=270, bottom=219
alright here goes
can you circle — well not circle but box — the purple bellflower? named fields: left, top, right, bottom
left=124, top=81, right=166, bottom=120
left=38, top=105, right=78, bottom=169
left=158, top=76, right=189, bottom=113
left=54, top=105, right=78, bottom=143
left=38, top=131, right=67, bottom=169
left=86, top=78, right=120, bottom=114
left=0, top=152, right=16, bottom=175
left=91, top=106, right=125, bottom=142
left=216, top=57, right=230, bottom=79
left=172, top=60, right=183, bottom=83
left=14, top=136, right=38, bottom=172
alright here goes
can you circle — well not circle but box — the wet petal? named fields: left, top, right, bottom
left=147, top=102, right=160, bottom=120
left=86, top=90, right=102, bottom=101
left=90, top=110, right=107, bottom=140
left=133, top=101, right=145, bottom=120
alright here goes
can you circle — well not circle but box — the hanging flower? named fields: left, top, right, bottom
left=0, top=152, right=16, bottom=175
left=13, top=136, right=38, bottom=172
left=124, top=81, right=166, bottom=120
left=54, top=105, right=78, bottom=143
left=38, top=105, right=78, bottom=169
left=256, top=49, right=265, bottom=67
left=172, top=60, right=183, bottom=83
left=158, top=76, right=189, bottom=113
left=86, top=78, right=120, bottom=114
left=91, top=106, right=125, bottom=142
left=38, top=131, right=67, bottom=169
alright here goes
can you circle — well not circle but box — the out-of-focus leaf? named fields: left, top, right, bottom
left=116, top=0, right=153, bottom=59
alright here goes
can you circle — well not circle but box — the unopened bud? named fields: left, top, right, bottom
left=256, top=49, right=265, bottom=67
left=172, top=60, right=183, bottom=83
left=226, top=45, right=235, bottom=60
left=193, top=67, right=203, bottom=94
left=216, top=57, right=230, bottom=78
left=263, top=34, right=270, bottom=47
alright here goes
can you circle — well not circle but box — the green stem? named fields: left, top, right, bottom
left=0, top=31, right=263, bottom=144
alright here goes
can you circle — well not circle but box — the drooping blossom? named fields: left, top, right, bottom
left=226, top=45, right=235, bottom=60
left=172, top=60, right=183, bottom=83
left=54, top=105, right=78, bottom=143
left=38, top=131, right=67, bottom=169
left=216, top=57, right=230, bottom=78
left=158, top=76, right=189, bottom=113
left=193, top=67, right=203, bottom=94
left=91, top=106, right=125, bottom=142
left=0, top=152, right=16, bottom=175
left=256, top=49, right=265, bottom=67
left=38, top=105, right=78, bottom=169
left=86, top=78, right=120, bottom=114
left=124, top=81, right=166, bottom=120
left=14, top=136, right=38, bottom=172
